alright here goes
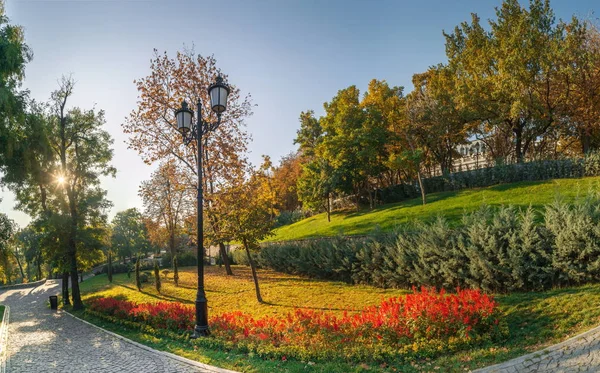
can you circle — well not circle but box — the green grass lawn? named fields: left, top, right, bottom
left=0, top=305, right=4, bottom=322
left=74, top=266, right=600, bottom=372
left=267, top=176, right=600, bottom=242
left=78, top=266, right=408, bottom=318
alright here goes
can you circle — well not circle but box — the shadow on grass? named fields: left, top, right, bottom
left=261, top=300, right=357, bottom=312
left=488, top=179, right=552, bottom=192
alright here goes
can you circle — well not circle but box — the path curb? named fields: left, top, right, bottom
left=473, top=323, right=600, bottom=372
left=63, top=310, right=239, bottom=373
left=0, top=306, right=10, bottom=373
left=0, top=279, right=47, bottom=291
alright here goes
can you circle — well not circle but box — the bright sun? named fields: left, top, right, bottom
left=57, top=176, right=65, bottom=184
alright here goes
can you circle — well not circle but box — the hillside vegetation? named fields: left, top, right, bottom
left=267, top=176, right=600, bottom=242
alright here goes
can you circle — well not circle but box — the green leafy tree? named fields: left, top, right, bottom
left=0, top=213, right=16, bottom=283
left=0, top=1, right=31, bottom=148
left=111, top=208, right=150, bottom=264
left=407, top=67, right=470, bottom=173
left=223, top=158, right=277, bottom=303
left=444, top=0, right=572, bottom=163
left=17, top=226, right=43, bottom=281
left=295, top=111, right=336, bottom=220
left=49, top=78, right=115, bottom=309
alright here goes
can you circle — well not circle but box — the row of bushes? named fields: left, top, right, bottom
left=255, top=198, right=600, bottom=292
left=379, top=152, right=600, bottom=204
left=87, top=287, right=506, bottom=362
left=98, top=251, right=218, bottom=277
left=160, top=251, right=198, bottom=268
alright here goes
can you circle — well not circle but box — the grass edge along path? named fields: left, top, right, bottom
left=75, top=267, right=600, bottom=372
left=267, top=177, right=600, bottom=242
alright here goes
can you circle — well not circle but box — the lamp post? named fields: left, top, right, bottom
left=174, top=75, right=230, bottom=337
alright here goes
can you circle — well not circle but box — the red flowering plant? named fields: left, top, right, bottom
left=87, top=287, right=507, bottom=362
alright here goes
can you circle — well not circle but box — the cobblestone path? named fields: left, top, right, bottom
left=475, top=324, right=600, bottom=372
left=0, top=280, right=233, bottom=373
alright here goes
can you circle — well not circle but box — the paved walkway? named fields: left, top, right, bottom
left=476, top=324, right=600, bottom=372
left=0, top=280, right=232, bottom=373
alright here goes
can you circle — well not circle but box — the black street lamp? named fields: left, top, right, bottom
left=174, top=75, right=230, bottom=337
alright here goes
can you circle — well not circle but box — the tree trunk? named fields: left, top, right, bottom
left=135, top=256, right=141, bottom=291
left=514, top=123, right=524, bottom=163
left=243, top=239, right=263, bottom=303
left=13, top=251, right=25, bottom=281
left=219, top=242, right=233, bottom=275
left=37, top=253, right=42, bottom=281
left=417, top=170, right=426, bottom=205
left=173, top=254, right=179, bottom=286
left=326, top=192, right=331, bottom=222
left=68, top=229, right=83, bottom=310
left=62, top=271, right=70, bottom=306
left=107, top=251, right=113, bottom=283
left=582, top=132, right=591, bottom=155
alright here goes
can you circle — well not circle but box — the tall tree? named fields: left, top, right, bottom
left=123, top=49, right=252, bottom=272
left=49, top=78, right=115, bottom=309
left=140, top=160, right=197, bottom=282
left=111, top=208, right=149, bottom=264
left=562, top=20, right=600, bottom=154
left=271, top=152, right=303, bottom=213
left=407, top=67, right=470, bottom=174
left=17, top=226, right=43, bottom=280
left=223, top=158, right=277, bottom=303
left=295, top=111, right=336, bottom=219
left=445, top=0, right=571, bottom=163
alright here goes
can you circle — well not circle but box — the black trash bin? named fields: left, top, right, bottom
left=49, top=295, right=58, bottom=310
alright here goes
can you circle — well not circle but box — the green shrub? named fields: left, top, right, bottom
left=100, top=262, right=131, bottom=275
left=255, top=198, right=600, bottom=292
left=545, top=199, right=600, bottom=285
left=379, top=155, right=597, bottom=204
left=161, top=251, right=197, bottom=268
left=411, top=218, right=466, bottom=289
left=274, top=209, right=309, bottom=227
left=507, top=207, right=553, bottom=291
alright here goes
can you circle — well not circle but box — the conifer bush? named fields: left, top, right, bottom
left=257, top=198, right=600, bottom=292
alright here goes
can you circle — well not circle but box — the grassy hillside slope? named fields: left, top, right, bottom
left=267, top=176, right=600, bottom=242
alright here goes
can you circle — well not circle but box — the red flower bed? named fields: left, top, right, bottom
left=87, top=287, right=506, bottom=361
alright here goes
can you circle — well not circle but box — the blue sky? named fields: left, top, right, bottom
left=1, top=0, right=597, bottom=227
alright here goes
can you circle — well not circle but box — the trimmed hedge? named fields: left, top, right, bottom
left=379, top=152, right=600, bottom=204
left=160, top=251, right=198, bottom=268
left=255, top=197, right=600, bottom=292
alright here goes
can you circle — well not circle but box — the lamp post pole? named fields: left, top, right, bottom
left=194, top=100, right=209, bottom=337
left=174, top=75, right=230, bottom=338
